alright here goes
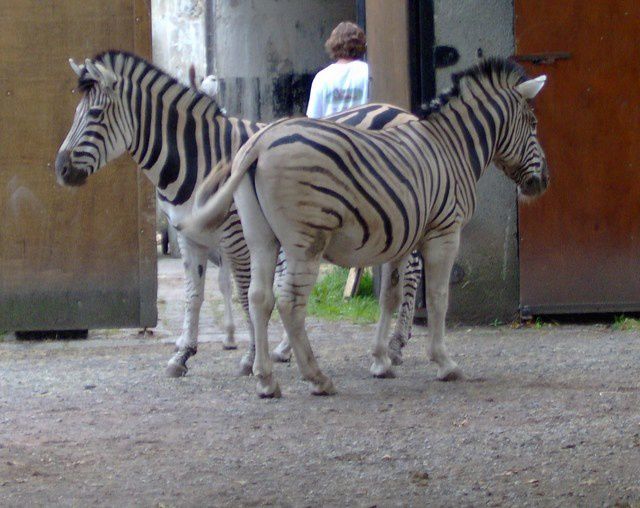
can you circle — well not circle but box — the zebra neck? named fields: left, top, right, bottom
left=126, top=76, right=222, bottom=206
left=438, top=100, right=497, bottom=182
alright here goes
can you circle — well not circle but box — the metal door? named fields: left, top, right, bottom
left=0, top=1, right=157, bottom=330
left=516, top=1, right=640, bottom=315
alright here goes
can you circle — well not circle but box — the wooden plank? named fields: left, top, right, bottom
left=343, top=268, right=363, bottom=299
left=365, top=0, right=411, bottom=108
left=134, top=0, right=157, bottom=327
left=0, top=0, right=156, bottom=330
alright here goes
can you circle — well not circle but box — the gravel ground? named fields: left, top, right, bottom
left=1, top=258, right=639, bottom=507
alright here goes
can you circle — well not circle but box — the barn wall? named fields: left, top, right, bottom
left=433, top=0, right=517, bottom=323
left=0, top=0, right=156, bottom=331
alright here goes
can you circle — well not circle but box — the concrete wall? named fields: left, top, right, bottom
left=151, top=0, right=207, bottom=85
left=152, top=0, right=356, bottom=121
left=210, top=0, right=356, bottom=121
left=433, top=0, right=517, bottom=323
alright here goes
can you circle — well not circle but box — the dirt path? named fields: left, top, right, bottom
left=1, top=258, right=639, bottom=507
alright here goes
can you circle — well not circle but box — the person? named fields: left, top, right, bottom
left=307, top=22, right=370, bottom=297
left=306, top=21, right=369, bottom=119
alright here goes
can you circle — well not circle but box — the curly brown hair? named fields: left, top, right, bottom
left=324, top=21, right=366, bottom=60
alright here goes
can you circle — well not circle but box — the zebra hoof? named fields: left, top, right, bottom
left=437, top=365, right=464, bottom=382
left=388, top=334, right=405, bottom=366
left=372, top=368, right=396, bottom=379
left=236, top=361, right=253, bottom=377
left=166, top=362, right=188, bottom=378
left=370, top=356, right=395, bottom=378
left=389, top=349, right=404, bottom=366
left=270, top=350, right=292, bottom=363
left=256, top=376, right=281, bottom=398
left=311, top=377, right=336, bottom=396
left=222, top=341, right=238, bottom=350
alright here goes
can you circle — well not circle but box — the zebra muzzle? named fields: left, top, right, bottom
left=54, top=150, right=89, bottom=187
left=520, top=173, right=547, bottom=197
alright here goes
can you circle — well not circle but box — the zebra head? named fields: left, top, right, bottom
left=55, top=57, right=129, bottom=187
left=494, top=74, right=549, bottom=200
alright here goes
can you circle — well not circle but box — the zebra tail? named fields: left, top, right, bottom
left=177, top=146, right=259, bottom=236
left=195, top=161, right=230, bottom=208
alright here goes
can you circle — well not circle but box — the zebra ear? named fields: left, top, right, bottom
left=84, top=59, right=117, bottom=90
left=200, top=75, right=220, bottom=98
left=69, top=58, right=84, bottom=77
left=515, top=75, right=547, bottom=99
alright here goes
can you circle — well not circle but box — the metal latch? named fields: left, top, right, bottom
left=513, top=52, right=572, bottom=65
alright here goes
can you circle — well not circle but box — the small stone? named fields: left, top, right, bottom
left=410, top=471, right=430, bottom=487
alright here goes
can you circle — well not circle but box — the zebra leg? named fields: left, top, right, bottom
left=271, top=332, right=292, bottom=362
left=217, top=257, right=237, bottom=350
left=277, top=257, right=335, bottom=396
left=271, top=250, right=292, bottom=363
left=235, top=178, right=281, bottom=397
left=227, top=252, right=255, bottom=376
left=388, top=253, right=422, bottom=365
left=422, top=230, right=463, bottom=381
left=248, top=246, right=280, bottom=397
left=370, top=257, right=409, bottom=378
left=166, top=233, right=208, bottom=378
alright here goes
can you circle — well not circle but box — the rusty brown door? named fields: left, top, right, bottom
left=516, top=1, right=640, bottom=315
left=0, top=1, right=157, bottom=330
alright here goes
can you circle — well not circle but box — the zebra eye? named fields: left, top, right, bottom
left=88, top=107, right=104, bottom=120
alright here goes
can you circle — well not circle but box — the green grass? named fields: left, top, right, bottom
left=307, top=267, right=379, bottom=324
left=612, top=315, right=640, bottom=331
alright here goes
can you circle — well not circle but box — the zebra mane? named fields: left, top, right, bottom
left=77, top=50, right=224, bottom=116
left=422, top=57, right=529, bottom=118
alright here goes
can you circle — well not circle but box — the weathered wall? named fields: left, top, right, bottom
left=151, top=0, right=207, bottom=84
left=151, top=0, right=356, bottom=121
left=433, top=0, right=517, bottom=323
left=210, top=0, right=356, bottom=121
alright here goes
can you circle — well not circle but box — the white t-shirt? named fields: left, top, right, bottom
left=306, top=60, right=369, bottom=118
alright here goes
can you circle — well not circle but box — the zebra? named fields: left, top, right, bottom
left=179, top=58, right=549, bottom=398
left=53, top=50, right=420, bottom=378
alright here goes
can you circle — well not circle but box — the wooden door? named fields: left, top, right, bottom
left=516, top=1, right=640, bottom=315
left=0, top=1, right=157, bottom=330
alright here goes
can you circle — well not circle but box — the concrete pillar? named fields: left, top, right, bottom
left=209, top=0, right=356, bottom=121
left=151, top=0, right=207, bottom=84
left=433, top=0, right=517, bottom=323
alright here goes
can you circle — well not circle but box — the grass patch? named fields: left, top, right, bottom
left=307, top=267, right=379, bottom=324
left=612, top=315, right=640, bottom=331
